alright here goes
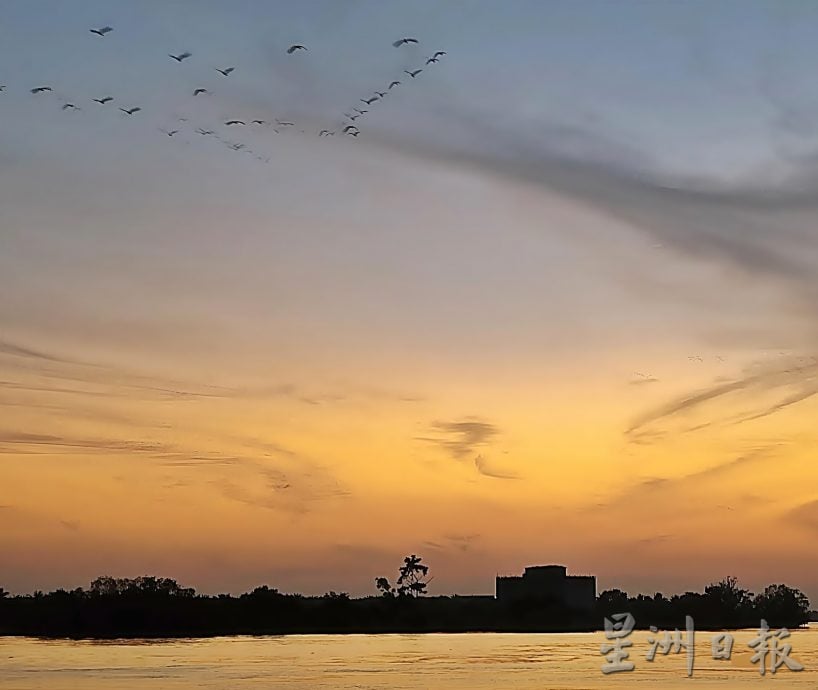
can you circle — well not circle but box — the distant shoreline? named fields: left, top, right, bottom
left=1, top=575, right=810, bottom=639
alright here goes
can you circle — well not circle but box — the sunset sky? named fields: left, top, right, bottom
left=2, top=0, right=818, bottom=603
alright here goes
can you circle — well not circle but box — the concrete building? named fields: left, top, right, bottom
left=495, top=565, right=596, bottom=611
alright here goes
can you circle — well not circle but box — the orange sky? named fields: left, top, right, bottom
left=2, top=163, right=817, bottom=601
left=2, top=0, right=818, bottom=604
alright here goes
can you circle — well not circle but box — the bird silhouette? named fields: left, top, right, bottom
left=432, top=51, right=447, bottom=58
left=160, top=129, right=179, bottom=136
left=361, top=97, right=378, bottom=105
left=349, top=114, right=361, bottom=121
left=342, top=125, right=358, bottom=133
left=425, top=57, right=439, bottom=65
left=347, top=130, right=360, bottom=137
left=193, top=88, right=208, bottom=96
left=90, top=26, right=113, bottom=37
left=196, top=128, right=214, bottom=135
left=375, top=91, right=387, bottom=98
left=252, top=120, right=266, bottom=125
left=30, top=86, right=52, bottom=94
left=169, top=52, right=192, bottom=62
left=404, top=69, right=422, bottom=78
left=61, top=103, right=77, bottom=111
left=389, top=81, right=401, bottom=89
left=119, top=106, right=141, bottom=115
left=215, top=67, right=235, bottom=76
left=276, top=120, right=294, bottom=126
left=287, top=44, right=307, bottom=54
left=393, top=38, right=419, bottom=47
left=225, top=120, right=245, bottom=126
left=93, top=96, right=113, bottom=104
left=353, top=108, right=367, bottom=115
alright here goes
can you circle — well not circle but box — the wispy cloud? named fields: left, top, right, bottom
left=627, top=356, right=818, bottom=444
left=0, top=337, right=422, bottom=407
left=790, top=499, right=818, bottom=533
left=217, top=462, right=349, bottom=515
left=423, top=533, right=481, bottom=553
left=368, top=104, right=818, bottom=312
left=418, top=417, right=499, bottom=460
left=0, top=339, right=83, bottom=365
left=474, top=454, right=519, bottom=480
left=595, top=445, right=778, bottom=512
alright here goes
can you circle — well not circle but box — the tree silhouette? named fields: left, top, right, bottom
left=703, top=576, right=752, bottom=625
left=375, top=554, right=430, bottom=598
left=375, top=576, right=394, bottom=598
left=398, top=554, right=430, bottom=597
left=754, top=583, right=810, bottom=626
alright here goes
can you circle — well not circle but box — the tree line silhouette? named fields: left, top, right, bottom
left=0, top=560, right=811, bottom=638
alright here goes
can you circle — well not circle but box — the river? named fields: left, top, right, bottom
left=3, top=626, right=817, bottom=688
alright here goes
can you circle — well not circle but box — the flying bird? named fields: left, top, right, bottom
left=160, top=128, right=179, bottom=136
left=215, top=67, right=234, bottom=76
left=393, top=37, right=418, bottom=47
left=342, top=125, right=358, bottom=133
left=375, top=91, right=387, bottom=98
left=388, top=81, right=400, bottom=89
left=119, top=106, right=141, bottom=115
left=196, top=128, right=214, bottom=135
left=361, top=97, right=378, bottom=105
left=432, top=51, right=447, bottom=58
left=92, top=96, right=113, bottom=104
left=252, top=119, right=266, bottom=125
left=61, top=103, right=77, bottom=110
left=404, top=69, right=422, bottom=78
left=90, top=26, right=113, bottom=37
left=193, top=88, right=208, bottom=96
left=225, top=120, right=245, bottom=126
left=276, top=120, right=294, bottom=126
left=30, top=86, right=52, bottom=94
left=349, top=114, right=361, bottom=121
left=347, top=130, right=360, bottom=137
left=425, top=57, right=439, bottom=64
left=353, top=108, right=367, bottom=115
left=287, top=44, right=307, bottom=54
left=169, top=52, right=192, bottom=62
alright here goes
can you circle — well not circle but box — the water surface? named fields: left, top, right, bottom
left=3, top=627, right=817, bottom=689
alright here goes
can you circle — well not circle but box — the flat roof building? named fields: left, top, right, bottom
left=496, top=565, right=596, bottom=611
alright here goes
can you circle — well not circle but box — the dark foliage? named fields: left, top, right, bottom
left=0, top=574, right=808, bottom=638
left=596, top=577, right=810, bottom=630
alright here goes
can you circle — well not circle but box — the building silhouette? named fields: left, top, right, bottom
left=495, top=565, right=596, bottom=611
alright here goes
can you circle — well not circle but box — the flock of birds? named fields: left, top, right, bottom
left=1, top=26, right=448, bottom=164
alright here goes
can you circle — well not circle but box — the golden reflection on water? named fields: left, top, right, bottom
left=2, top=627, right=818, bottom=689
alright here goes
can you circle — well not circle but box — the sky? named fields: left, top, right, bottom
left=2, top=0, right=818, bottom=602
